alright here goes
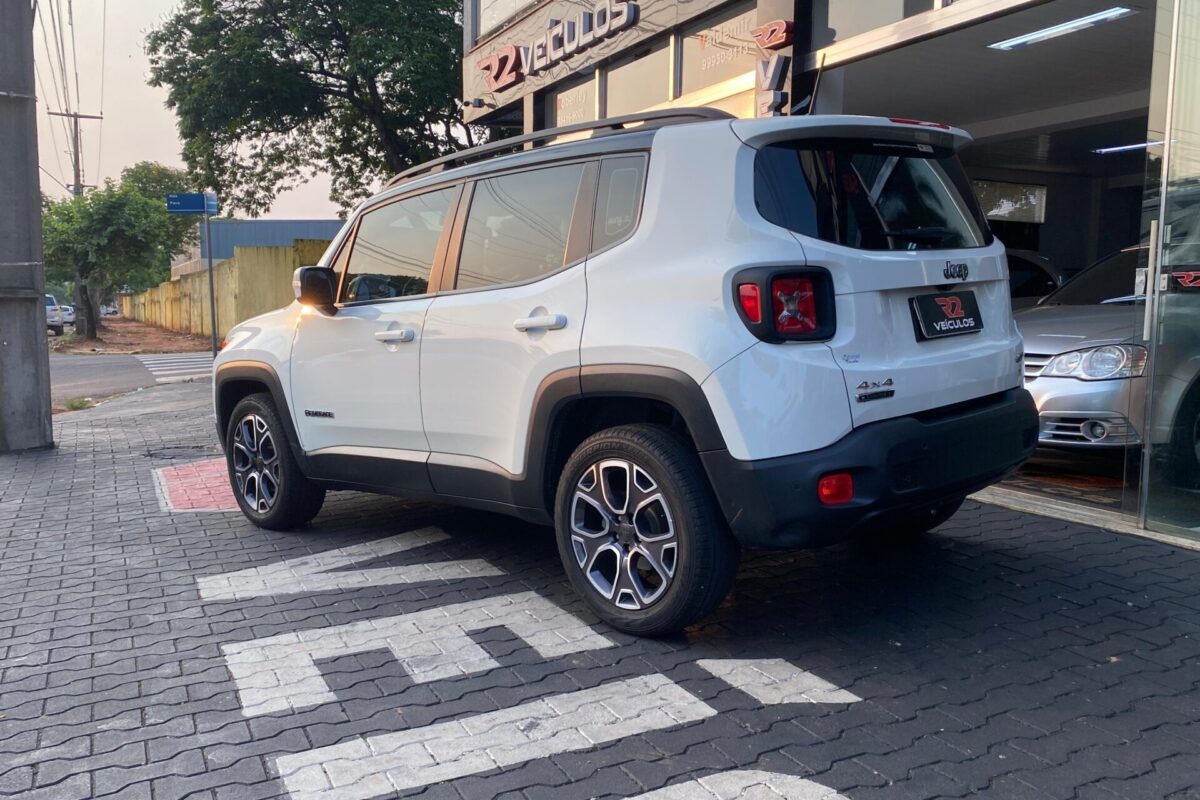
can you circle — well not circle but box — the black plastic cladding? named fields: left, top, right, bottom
left=731, top=266, right=837, bottom=343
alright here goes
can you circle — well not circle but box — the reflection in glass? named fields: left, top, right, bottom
left=342, top=188, right=457, bottom=302
left=680, top=4, right=757, bottom=95
left=606, top=42, right=670, bottom=117
left=810, top=0, right=937, bottom=49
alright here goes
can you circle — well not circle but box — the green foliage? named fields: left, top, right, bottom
left=42, top=182, right=169, bottom=295
left=146, top=0, right=473, bottom=215
left=120, top=162, right=200, bottom=262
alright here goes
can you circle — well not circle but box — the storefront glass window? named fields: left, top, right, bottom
left=605, top=42, right=670, bottom=117
left=546, top=78, right=597, bottom=127
left=680, top=3, right=758, bottom=96
left=810, top=0, right=937, bottom=49
left=478, top=0, right=536, bottom=38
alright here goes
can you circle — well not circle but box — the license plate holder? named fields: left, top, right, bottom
left=910, top=291, right=984, bottom=340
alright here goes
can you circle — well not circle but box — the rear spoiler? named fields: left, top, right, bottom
left=730, top=115, right=971, bottom=152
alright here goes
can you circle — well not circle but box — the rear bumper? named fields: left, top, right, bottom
left=700, top=388, right=1038, bottom=548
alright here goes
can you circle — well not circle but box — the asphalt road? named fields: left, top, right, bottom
left=48, top=353, right=156, bottom=405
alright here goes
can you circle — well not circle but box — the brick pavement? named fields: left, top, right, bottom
left=2, top=382, right=1200, bottom=799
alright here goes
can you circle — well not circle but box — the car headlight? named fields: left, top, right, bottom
left=1045, top=344, right=1147, bottom=380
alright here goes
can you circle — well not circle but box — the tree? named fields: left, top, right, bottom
left=120, top=161, right=200, bottom=264
left=146, top=0, right=472, bottom=216
left=42, top=183, right=168, bottom=339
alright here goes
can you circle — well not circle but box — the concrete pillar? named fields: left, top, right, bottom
left=0, top=0, right=54, bottom=451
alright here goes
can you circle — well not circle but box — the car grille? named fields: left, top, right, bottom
left=1023, top=352, right=1052, bottom=381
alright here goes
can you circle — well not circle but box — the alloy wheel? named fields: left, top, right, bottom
left=569, top=458, right=678, bottom=611
left=231, top=414, right=281, bottom=514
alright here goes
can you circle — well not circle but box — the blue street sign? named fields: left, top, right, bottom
left=167, top=192, right=219, bottom=215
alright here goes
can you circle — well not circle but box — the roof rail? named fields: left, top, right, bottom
left=385, top=107, right=734, bottom=189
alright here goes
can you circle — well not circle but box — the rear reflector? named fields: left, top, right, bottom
left=817, top=473, right=854, bottom=505
left=772, top=277, right=817, bottom=335
left=737, top=284, right=761, bottom=323
left=888, top=117, right=951, bottom=130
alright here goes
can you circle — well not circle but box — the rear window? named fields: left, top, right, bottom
left=755, top=139, right=992, bottom=251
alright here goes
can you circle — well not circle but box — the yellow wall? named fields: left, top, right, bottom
left=120, top=239, right=331, bottom=337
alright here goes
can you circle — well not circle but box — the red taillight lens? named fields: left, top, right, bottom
left=888, top=117, right=951, bottom=130
left=737, top=284, right=761, bottom=323
left=771, top=277, right=817, bottom=335
left=817, top=472, right=854, bottom=505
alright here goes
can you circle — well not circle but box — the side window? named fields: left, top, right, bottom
left=340, top=186, right=458, bottom=303
left=592, top=156, right=646, bottom=252
left=456, top=163, right=585, bottom=290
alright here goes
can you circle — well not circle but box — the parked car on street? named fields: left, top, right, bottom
left=61, top=305, right=76, bottom=326
left=213, top=110, right=1038, bottom=635
left=1007, top=249, right=1069, bottom=311
left=44, top=295, right=64, bottom=336
left=1017, top=246, right=1200, bottom=481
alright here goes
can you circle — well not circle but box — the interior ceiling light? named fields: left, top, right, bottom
left=988, top=7, right=1136, bottom=51
left=1093, top=141, right=1165, bottom=154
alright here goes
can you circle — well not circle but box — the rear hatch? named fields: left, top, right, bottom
left=735, top=116, right=1023, bottom=427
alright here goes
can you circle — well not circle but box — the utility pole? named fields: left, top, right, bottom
left=0, top=0, right=53, bottom=451
left=47, top=110, right=102, bottom=196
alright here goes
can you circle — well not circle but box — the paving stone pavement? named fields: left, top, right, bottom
left=3, top=382, right=1200, bottom=799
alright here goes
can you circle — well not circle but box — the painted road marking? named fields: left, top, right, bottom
left=135, top=352, right=214, bottom=383
left=274, top=674, right=716, bottom=800
left=696, top=659, right=862, bottom=705
left=223, top=591, right=614, bottom=716
left=632, top=770, right=849, bottom=799
left=197, top=529, right=504, bottom=601
left=152, top=457, right=237, bottom=512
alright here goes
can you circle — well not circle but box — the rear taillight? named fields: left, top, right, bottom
left=732, top=267, right=835, bottom=343
left=737, top=284, right=761, bottom=323
left=888, top=117, right=951, bottom=130
left=771, top=277, right=816, bottom=335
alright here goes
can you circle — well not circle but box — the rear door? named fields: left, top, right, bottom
left=752, top=131, right=1023, bottom=426
left=420, top=160, right=595, bottom=482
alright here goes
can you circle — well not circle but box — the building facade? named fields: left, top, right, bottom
left=459, top=0, right=1200, bottom=541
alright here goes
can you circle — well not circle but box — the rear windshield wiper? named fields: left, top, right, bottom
left=881, top=226, right=956, bottom=244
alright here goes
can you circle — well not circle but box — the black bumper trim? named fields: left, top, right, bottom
left=701, top=388, right=1039, bottom=548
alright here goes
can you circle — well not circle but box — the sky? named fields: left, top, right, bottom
left=33, top=0, right=341, bottom=219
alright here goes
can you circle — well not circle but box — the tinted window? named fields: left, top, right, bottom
left=1008, top=255, right=1058, bottom=298
left=45, top=295, right=55, bottom=307
left=592, top=157, right=646, bottom=252
left=341, top=186, right=458, bottom=302
left=755, top=139, right=992, bottom=251
left=457, top=163, right=585, bottom=289
left=1043, top=250, right=1140, bottom=306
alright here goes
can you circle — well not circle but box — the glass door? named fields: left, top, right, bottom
left=1142, top=0, right=1200, bottom=534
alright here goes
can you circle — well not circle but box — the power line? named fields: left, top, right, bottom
left=33, top=61, right=67, bottom=183
left=40, top=165, right=70, bottom=192
left=66, top=0, right=83, bottom=183
left=35, top=4, right=72, bottom=147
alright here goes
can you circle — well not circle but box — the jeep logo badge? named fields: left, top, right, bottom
left=943, top=261, right=969, bottom=281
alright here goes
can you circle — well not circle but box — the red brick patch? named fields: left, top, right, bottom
left=154, top=457, right=238, bottom=512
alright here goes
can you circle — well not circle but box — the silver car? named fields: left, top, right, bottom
left=1016, top=247, right=1199, bottom=478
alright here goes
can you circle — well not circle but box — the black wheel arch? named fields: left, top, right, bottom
left=214, top=361, right=309, bottom=472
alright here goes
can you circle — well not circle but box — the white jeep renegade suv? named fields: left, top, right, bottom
left=214, top=109, right=1038, bottom=635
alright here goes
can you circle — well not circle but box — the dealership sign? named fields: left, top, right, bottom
left=478, top=0, right=639, bottom=92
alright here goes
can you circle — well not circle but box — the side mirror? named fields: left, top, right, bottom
left=293, top=266, right=337, bottom=311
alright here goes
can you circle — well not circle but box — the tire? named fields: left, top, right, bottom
left=225, top=393, right=325, bottom=530
left=554, top=424, right=739, bottom=637
left=50, top=325, right=64, bottom=337
left=1168, top=386, right=1200, bottom=489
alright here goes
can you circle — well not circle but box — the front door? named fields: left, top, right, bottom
left=291, top=184, right=461, bottom=458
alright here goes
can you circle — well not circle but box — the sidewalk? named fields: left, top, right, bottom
left=2, top=381, right=1199, bottom=800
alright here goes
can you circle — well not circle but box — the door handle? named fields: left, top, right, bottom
left=374, top=328, right=415, bottom=343
left=513, top=314, right=567, bottom=332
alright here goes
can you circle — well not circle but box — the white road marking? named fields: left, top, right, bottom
left=631, top=770, right=849, bottom=799
left=223, top=591, right=614, bottom=716
left=696, top=659, right=861, bottom=705
left=196, top=529, right=503, bottom=601
left=274, top=674, right=716, bottom=800
left=135, top=353, right=214, bottom=382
